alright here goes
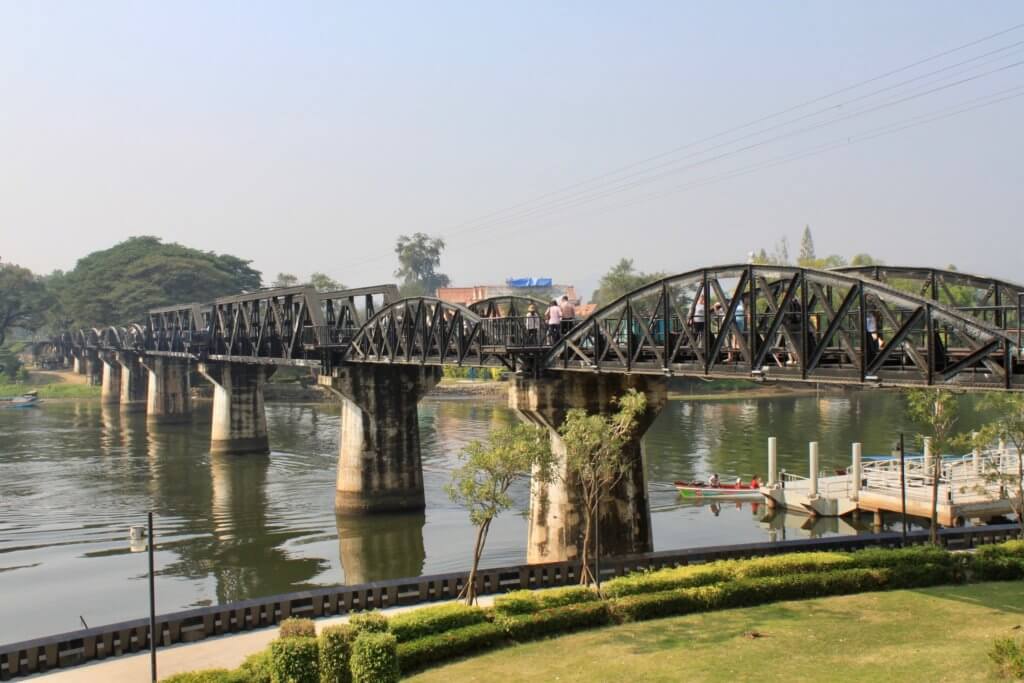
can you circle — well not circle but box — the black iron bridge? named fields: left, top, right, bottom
left=53, top=264, right=1024, bottom=391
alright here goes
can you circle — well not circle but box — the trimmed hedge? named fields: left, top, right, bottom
left=847, top=545, right=960, bottom=588
left=602, top=563, right=733, bottom=598
left=493, top=585, right=598, bottom=616
left=348, top=611, right=389, bottom=635
left=270, top=636, right=319, bottom=683
left=497, top=601, right=612, bottom=640
left=319, top=624, right=356, bottom=683
left=388, top=603, right=487, bottom=643
left=239, top=648, right=272, bottom=683
left=162, top=670, right=248, bottom=683
left=279, top=617, right=316, bottom=639
left=350, top=632, right=400, bottom=683
left=397, top=621, right=507, bottom=673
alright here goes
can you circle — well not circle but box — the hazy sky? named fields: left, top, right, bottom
left=2, top=2, right=1022, bottom=299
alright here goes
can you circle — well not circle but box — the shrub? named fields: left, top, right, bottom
left=239, top=648, right=273, bottom=683
left=397, top=621, right=506, bottom=673
left=976, top=540, right=1024, bottom=560
left=279, top=617, right=316, bottom=639
left=991, top=636, right=1024, bottom=680
left=162, top=670, right=248, bottom=683
left=971, top=556, right=1024, bottom=582
left=498, top=601, right=611, bottom=639
left=493, top=585, right=598, bottom=616
left=270, top=636, right=319, bottom=683
left=609, top=584, right=725, bottom=623
left=848, top=545, right=958, bottom=587
left=602, top=563, right=733, bottom=598
left=388, top=603, right=487, bottom=643
left=732, top=551, right=855, bottom=578
left=349, top=611, right=389, bottom=635
left=350, top=632, right=400, bottom=683
left=319, top=624, right=356, bottom=683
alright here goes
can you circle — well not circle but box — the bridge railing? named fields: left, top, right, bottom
left=301, top=325, right=358, bottom=349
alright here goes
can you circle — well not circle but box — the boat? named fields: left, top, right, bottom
left=0, top=391, right=40, bottom=408
left=674, top=480, right=763, bottom=499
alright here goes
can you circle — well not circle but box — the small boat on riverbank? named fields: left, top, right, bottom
left=674, top=480, right=762, bottom=499
left=0, top=391, right=40, bottom=408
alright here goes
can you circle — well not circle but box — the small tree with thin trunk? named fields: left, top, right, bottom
left=905, top=389, right=964, bottom=544
left=975, top=393, right=1024, bottom=538
left=447, top=423, right=553, bottom=605
left=560, top=388, right=647, bottom=586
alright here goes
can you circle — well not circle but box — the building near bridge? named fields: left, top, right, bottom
left=437, top=279, right=583, bottom=308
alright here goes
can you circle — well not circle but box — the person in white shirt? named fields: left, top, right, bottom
left=545, top=300, right=562, bottom=344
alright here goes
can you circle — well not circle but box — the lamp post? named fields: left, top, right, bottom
left=148, top=512, right=157, bottom=683
left=899, top=434, right=908, bottom=544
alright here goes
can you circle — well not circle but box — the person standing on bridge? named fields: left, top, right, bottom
left=559, top=295, right=575, bottom=333
left=545, top=300, right=562, bottom=344
left=525, top=303, right=541, bottom=345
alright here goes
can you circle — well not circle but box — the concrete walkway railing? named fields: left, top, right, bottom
left=2, top=523, right=1020, bottom=680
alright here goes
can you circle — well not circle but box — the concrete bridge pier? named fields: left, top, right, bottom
left=198, top=362, right=276, bottom=455
left=510, top=374, right=668, bottom=564
left=117, top=352, right=149, bottom=413
left=100, top=353, right=122, bottom=405
left=84, top=350, right=103, bottom=386
left=72, top=353, right=85, bottom=376
left=144, top=357, right=192, bottom=424
left=319, top=365, right=441, bottom=513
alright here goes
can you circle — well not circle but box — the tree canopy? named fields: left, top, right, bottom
left=752, top=226, right=882, bottom=270
left=49, top=236, right=262, bottom=327
left=591, top=259, right=667, bottom=306
left=394, top=233, right=450, bottom=297
left=0, top=261, right=52, bottom=346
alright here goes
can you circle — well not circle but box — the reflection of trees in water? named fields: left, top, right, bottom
left=336, top=513, right=425, bottom=585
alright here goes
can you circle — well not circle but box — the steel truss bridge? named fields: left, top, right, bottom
left=50, top=264, right=1024, bottom=391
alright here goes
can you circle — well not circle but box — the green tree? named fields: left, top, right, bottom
left=591, top=259, right=666, bottom=306
left=50, top=236, right=262, bottom=327
left=0, top=261, right=52, bottom=346
left=273, top=273, right=300, bottom=288
left=798, top=225, right=816, bottom=266
left=308, top=272, right=344, bottom=292
left=974, top=393, right=1024, bottom=537
left=394, top=233, right=450, bottom=297
left=560, top=389, right=647, bottom=586
left=906, top=389, right=965, bottom=544
left=850, top=253, right=883, bottom=267
left=447, top=423, right=553, bottom=604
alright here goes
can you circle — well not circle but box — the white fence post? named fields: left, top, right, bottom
left=851, top=443, right=862, bottom=502
left=923, top=437, right=933, bottom=482
left=972, top=432, right=981, bottom=476
left=809, top=442, right=819, bottom=497
left=768, top=437, right=778, bottom=486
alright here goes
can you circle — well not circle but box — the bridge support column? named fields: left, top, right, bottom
left=72, top=353, right=85, bottom=375
left=198, top=362, right=275, bottom=455
left=144, top=357, right=192, bottom=424
left=117, top=352, right=149, bottom=413
left=510, top=374, right=667, bottom=564
left=319, top=365, right=441, bottom=513
left=84, top=350, right=103, bottom=386
left=100, top=354, right=121, bottom=405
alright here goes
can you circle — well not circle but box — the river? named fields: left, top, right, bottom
left=0, top=389, right=992, bottom=644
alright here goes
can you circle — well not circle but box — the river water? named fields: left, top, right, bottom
left=0, top=390, right=992, bottom=644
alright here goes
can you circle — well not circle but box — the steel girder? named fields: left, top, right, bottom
left=545, top=264, right=1022, bottom=390
left=467, top=295, right=548, bottom=319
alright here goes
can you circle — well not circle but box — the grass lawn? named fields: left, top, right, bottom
left=408, top=582, right=1024, bottom=683
left=0, top=382, right=101, bottom=399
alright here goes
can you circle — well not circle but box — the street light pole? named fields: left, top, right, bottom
left=148, top=511, right=157, bottom=683
left=899, top=433, right=908, bottom=545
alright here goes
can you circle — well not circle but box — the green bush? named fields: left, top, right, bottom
left=976, top=540, right=1024, bottom=560
left=493, top=585, right=598, bottom=616
left=733, top=551, right=855, bottom=578
left=350, top=632, right=400, bottom=683
left=397, top=621, right=506, bottom=673
left=388, top=603, right=487, bottom=643
left=239, top=648, right=273, bottom=683
left=349, top=610, right=389, bottom=635
left=847, top=545, right=959, bottom=587
left=279, top=617, right=316, bottom=639
left=602, top=563, right=733, bottom=598
left=270, top=636, right=319, bottom=683
left=319, top=624, right=356, bottom=683
left=609, top=584, right=725, bottom=623
left=498, top=601, right=611, bottom=640
left=971, top=556, right=1024, bottom=582
left=162, top=670, right=248, bottom=683
left=991, top=636, right=1024, bottom=680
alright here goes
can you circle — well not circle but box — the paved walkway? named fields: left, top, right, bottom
left=35, top=597, right=495, bottom=681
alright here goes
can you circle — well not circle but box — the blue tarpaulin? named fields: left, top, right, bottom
left=507, top=277, right=553, bottom=288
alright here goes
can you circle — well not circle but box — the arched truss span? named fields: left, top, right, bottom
left=467, top=295, right=548, bottom=319
left=837, top=265, right=1024, bottom=330
left=546, top=264, right=1022, bottom=390
left=345, top=298, right=511, bottom=368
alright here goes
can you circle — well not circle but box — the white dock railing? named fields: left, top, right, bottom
left=860, top=448, right=1022, bottom=504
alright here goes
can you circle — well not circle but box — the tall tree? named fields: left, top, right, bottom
left=591, top=259, right=666, bottom=306
left=0, top=261, right=51, bottom=346
left=906, top=389, right=965, bottom=544
left=50, top=236, right=262, bottom=327
left=975, top=393, right=1024, bottom=537
left=850, top=253, right=883, bottom=267
left=447, top=424, right=553, bottom=604
left=560, top=389, right=647, bottom=586
left=798, top=226, right=816, bottom=266
left=272, top=273, right=299, bottom=288
left=308, top=272, right=344, bottom=292
left=394, top=233, right=450, bottom=297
